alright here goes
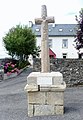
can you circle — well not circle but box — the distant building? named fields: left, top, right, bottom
left=31, top=24, right=79, bottom=58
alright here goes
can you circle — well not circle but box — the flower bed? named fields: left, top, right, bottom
left=4, top=62, right=19, bottom=76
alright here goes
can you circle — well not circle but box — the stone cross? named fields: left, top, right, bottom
left=35, top=5, right=55, bottom=72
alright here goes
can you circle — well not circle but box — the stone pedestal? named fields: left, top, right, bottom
left=24, top=72, right=66, bottom=117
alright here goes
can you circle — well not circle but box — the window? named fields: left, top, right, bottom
left=62, top=53, right=67, bottom=58
left=62, top=39, right=68, bottom=48
left=59, top=28, right=63, bottom=32
left=35, top=28, right=40, bottom=32
left=48, top=39, right=52, bottom=48
left=69, top=29, right=73, bottom=32
left=49, top=28, right=51, bottom=32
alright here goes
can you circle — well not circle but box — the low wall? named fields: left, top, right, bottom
left=33, top=58, right=83, bottom=86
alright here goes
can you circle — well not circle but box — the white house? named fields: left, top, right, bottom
left=31, top=23, right=79, bottom=58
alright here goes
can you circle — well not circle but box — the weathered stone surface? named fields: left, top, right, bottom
left=40, top=84, right=66, bottom=92
left=27, top=76, right=37, bottom=85
left=34, top=105, right=55, bottom=116
left=28, top=92, right=46, bottom=104
left=35, top=5, right=55, bottom=72
left=28, top=104, right=33, bottom=117
left=47, top=92, right=64, bottom=105
left=27, top=72, right=63, bottom=86
left=37, top=76, right=52, bottom=85
left=52, top=76, right=63, bottom=85
left=56, top=105, right=64, bottom=115
left=24, top=84, right=38, bottom=92
left=25, top=71, right=66, bottom=117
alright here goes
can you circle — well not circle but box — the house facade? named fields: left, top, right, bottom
left=31, top=23, right=79, bottom=58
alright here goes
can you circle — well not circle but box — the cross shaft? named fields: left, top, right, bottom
left=35, top=5, right=55, bottom=72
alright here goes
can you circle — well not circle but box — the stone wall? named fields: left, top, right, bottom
left=33, top=58, right=83, bottom=86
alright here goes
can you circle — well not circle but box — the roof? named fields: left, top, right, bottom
left=31, top=24, right=77, bottom=37
left=49, top=48, right=56, bottom=58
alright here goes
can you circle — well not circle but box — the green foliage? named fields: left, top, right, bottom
left=18, top=60, right=30, bottom=69
left=74, top=8, right=83, bottom=50
left=3, top=24, right=39, bottom=60
left=32, top=46, right=41, bottom=58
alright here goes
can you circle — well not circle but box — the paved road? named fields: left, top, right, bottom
left=0, top=68, right=83, bottom=120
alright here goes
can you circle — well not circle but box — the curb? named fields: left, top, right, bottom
left=4, top=65, right=30, bottom=80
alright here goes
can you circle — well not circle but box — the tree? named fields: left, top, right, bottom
left=74, top=8, right=83, bottom=50
left=3, top=24, right=39, bottom=60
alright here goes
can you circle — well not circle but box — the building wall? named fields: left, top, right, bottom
left=36, top=36, right=78, bottom=58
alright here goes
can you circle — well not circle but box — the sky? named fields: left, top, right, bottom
left=0, top=0, right=83, bottom=58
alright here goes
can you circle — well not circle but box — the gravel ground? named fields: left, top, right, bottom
left=0, top=67, right=83, bottom=120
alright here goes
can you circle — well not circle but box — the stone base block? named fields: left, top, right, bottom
left=28, top=104, right=64, bottom=117
left=24, top=72, right=66, bottom=117
left=27, top=91, right=64, bottom=105
left=56, top=105, right=64, bottom=115
left=26, top=72, right=63, bottom=85
left=25, top=90, right=65, bottom=117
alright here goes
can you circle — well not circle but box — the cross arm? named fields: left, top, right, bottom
left=35, top=18, right=43, bottom=25
left=46, top=16, right=55, bottom=23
